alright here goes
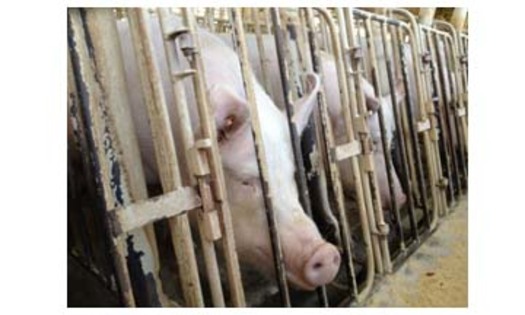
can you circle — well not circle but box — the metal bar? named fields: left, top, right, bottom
left=385, top=22, right=421, bottom=245
left=229, top=8, right=291, bottom=307
left=396, top=26, right=430, bottom=235
left=347, top=12, right=392, bottom=276
left=343, top=8, right=389, bottom=280
left=127, top=8, right=204, bottom=306
left=419, top=27, right=449, bottom=218
left=271, top=8, right=313, bottom=217
left=380, top=19, right=418, bottom=251
left=391, top=9, right=442, bottom=231
left=158, top=9, right=228, bottom=307
left=431, top=32, right=461, bottom=204
left=178, top=8, right=246, bottom=307
left=270, top=8, right=331, bottom=307
left=303, top=8, right=358, bottom=301
left=363, top=17, right=405, bottom=250
left=109, top=187, right=202, bottom=236
left=442, top=35, right=468, bottom=192
left=253, top=8, right=275, bottom=101
left=424, top=28, right=454, bottom=213
left=68, top=8, right=135, bottom=306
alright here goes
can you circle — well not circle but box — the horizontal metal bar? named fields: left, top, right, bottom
left=352, top=8, right=405, bottom=27
left=108, top=187, right=202, bottom=236
left=332, top=140, right=362, bottom=161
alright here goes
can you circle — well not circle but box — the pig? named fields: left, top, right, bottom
left=116, top=12, right=341, bottom=297
left=226, top=32, right=407, bottom=213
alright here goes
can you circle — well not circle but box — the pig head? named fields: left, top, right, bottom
left=118, top=13, right=341, bottom=291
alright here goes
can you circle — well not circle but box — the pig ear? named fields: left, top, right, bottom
left=292, top=73, right=321, bottom=135
left=208, top=85, right=250, bottom=144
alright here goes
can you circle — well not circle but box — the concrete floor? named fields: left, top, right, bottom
left=363, top=196, right=468, bottom=307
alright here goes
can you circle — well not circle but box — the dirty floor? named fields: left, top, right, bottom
left=363, top=196, right=468, bottom=307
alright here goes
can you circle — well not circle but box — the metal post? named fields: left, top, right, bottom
left=127, top=8, right=204, bottom=306
left=229, top=8, right=291, bottom=307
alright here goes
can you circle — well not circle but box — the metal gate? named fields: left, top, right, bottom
left=67, top=7, right=468, bottom=307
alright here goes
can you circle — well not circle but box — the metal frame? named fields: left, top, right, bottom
left=68, top=7, right=468, bottom=308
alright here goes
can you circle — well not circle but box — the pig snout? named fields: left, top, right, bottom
left=278, top=217, right=341, bottom=290
left=302, top=242, right=341, bottom=288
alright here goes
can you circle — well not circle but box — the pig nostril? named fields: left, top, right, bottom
left=313, top=262, right=323, bottom=270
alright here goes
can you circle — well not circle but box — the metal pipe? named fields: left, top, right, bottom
left=380, top=20, right=416, bottom=250
left=429, top=31, right=459, bottom=206
left=127, top=8, right=204, bottom=306
left=303, top=7, right=360, bottom=302
left=418, top=8, right=436, bottom=26
left=450, top=8, right=468, bottom=32
left=396, top=26, right=430, bottom=234
left=391, top=8, right=443, bottom=230
left=157, top=9, right=230, bottom=307
left=344, top=9, right=388, bottom=276
left=334, top=7, right=378, bottom=301
left=68, top=8, right=135, bottom=306
left=419, top=27, right=449, bottom=217
left=229, top=8, right=291, bottom=307
left=253, top=8, right=275, bottom=101
left=363, top=16, right=404, bottom=247
left=177, top=8, right=246, bottom=306
left=423, top=28, right=453, bottom=214
left=270, top=8, right=331, bottom=306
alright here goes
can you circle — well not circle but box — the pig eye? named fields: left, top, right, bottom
left=217, top=115, right=236, bottom=144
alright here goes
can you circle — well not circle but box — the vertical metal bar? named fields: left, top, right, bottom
left=432, top=32, right=461, bottom=203
left=270, top=8, right=330, bottom=307
left=396, top=26, right=430, bottom=234
left=443, top=35, right=468, bottom=192
left=344, top=9, right=388, bottom=276
left=389, top=23, right=421, bottom=209
left=229, top=8, right=291, bottom=307
left=253, top=8, right=275, bottom=101
left=363, top=17, right=404, bottom=246
left=392, top=9, right=442, bottom=231
left=424, top=28, right=454, bottom=213
left=302, top=8, right=359, bottom=302
left=127, top=8, right=204, bottom=307
left=419, top=27, right=448, bottom=218
left=68, top=8, right=135, bottom=307
left=380, top=20, right=417, bottom=251
left=178, top=8, right=246, bottom=307
left=157, top=9, right=227, bottom=307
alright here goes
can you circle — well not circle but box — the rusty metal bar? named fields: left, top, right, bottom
left=68, top=8, right=135, bottom=306
left=126, top=8, right=204, bottom=306
left=108, top=187, right=202, bottom=237
left=229, top=8, right=291, bottom=307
